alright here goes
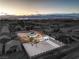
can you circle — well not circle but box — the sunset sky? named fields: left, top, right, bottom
left=0, top=0, right=79, bottom=15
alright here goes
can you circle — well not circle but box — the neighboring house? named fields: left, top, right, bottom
left=5, top=40, right=22, bottom=54
left=0, top=43, right=3, bottom=55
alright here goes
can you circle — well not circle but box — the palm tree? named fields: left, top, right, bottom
left=29, top=37, right=34, bottom=46
left=29, top=36, right=39, bottom=46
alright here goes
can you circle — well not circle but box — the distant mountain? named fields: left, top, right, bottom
left=26, top=14, right=79, bottom=20
left=0, top=13, right=79, bottom=20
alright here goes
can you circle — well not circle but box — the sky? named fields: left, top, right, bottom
left=0, top=0, right=79, bottom=15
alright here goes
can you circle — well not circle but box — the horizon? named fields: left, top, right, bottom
left=0, top=13, right=79, bottom=16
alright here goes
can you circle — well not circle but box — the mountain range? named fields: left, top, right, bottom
left=0, top=13, right=79, bottom=20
